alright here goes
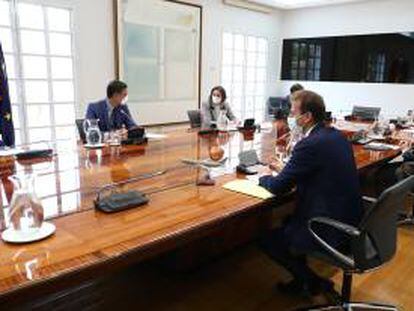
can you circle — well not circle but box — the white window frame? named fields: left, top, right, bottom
left=1, top=0, right=77, bottom=146
left=220, top=31, right=269, bottom=123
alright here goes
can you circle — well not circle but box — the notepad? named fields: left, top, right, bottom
left=223, top=180, right=273, bottom=200
left=364, top=142, right=400, bottom=151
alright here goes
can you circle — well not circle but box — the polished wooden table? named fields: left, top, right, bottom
left=0, top=126, right=401, bottom=307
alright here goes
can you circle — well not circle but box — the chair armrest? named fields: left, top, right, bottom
left=362, top=196, right=377, bottom=212
left=362, top=196, right=378, bottom=204
left=310, top=217, right=360, bottom=236
left=308, top=217, right=361, bottom=269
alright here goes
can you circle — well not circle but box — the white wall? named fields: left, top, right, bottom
left=69, top=0, right=115, bottom=118
left=190, top=0, right=282, bottom=102
left=37, top=0, right=414, bottom=123
left=71, top=0, right=283, bottom=125
left=278, top=0, right=414, bottom=117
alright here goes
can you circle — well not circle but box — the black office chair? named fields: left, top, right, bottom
left=267, top=97, right=289, bottom=120
left=395, top=162, right=414, bottom=225
left=75, top=119, right=86, bottom=143
left=306, top=175, right=414, bottom=310
left=187, top=110, right=202, bottom=128
left=397, top=189, right=414, bottom=225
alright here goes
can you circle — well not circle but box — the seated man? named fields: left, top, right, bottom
left=85, top=80, right=137, bottom=132
left=284, top=83, right=304, bottom=113
left=259, top=90, right=363, bottom=297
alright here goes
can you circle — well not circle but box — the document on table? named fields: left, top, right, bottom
left=222, top=179, right=273, bottom=200
left=245, top=171, right=279, bottom=184
left=146, top=133, right=168, bottom=140
left=364, top=142, right=400, bottom=151
left=245, top=174, right=261, bottom=185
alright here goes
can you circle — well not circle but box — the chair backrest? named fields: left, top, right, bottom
left=267, top=97, right=290, bottom=118
left=243, top=118, right=255, bottom=129
left=187, top=110, right=201, bottom=128
left=268, top=97, right=288, bottom=109
left=75, top=119, right=86, bottom=143
left=355, top=175, right=414, bottom=270
left=352, top=106, right=381, bottom=121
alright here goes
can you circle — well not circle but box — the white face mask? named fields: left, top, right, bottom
left=212, top=96, right=222, bottom=105
left=121, top=95, right=128, bottom=105
left=288, top=113, right=306, bottom=132
left=287, top=117, right=296, bottom=130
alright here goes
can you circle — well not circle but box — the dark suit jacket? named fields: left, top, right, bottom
left=85, top=99, right=136, bottom=132
left=259, top=124, right=362, bottom=251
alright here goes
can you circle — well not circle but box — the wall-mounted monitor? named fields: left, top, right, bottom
left=281, top=32, right=414, bottom=84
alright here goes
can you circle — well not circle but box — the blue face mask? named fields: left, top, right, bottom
left=288, top=113, right=306, bottom=131
left=287, top=117, right=296, bottom=130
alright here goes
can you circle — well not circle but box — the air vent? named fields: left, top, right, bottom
left=223, top=0, right=274, bottom=14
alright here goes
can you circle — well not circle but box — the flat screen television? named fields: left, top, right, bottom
left=281, top=32, right=414, bottom=84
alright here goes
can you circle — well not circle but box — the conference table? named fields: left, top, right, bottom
left=0, top=123, right=402, bottom=308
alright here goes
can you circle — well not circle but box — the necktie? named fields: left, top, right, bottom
left=110, top=109, right=117, bottom=130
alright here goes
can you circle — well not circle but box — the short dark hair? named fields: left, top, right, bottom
left=274, top=109, right=286, bottom=120
left=210, top=86, right=227, bottom=102
left=107, top=80, right=128, bottom=98
left=290, top=83, right=304, bottom=94
left=293, top=90, right=326, bottom=123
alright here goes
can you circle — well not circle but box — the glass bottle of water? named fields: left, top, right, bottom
left=407, top=110, right=413, bottom=125
left=7, top=174, right=44, bottom=237
left=217, top=110, right=229, bottom=131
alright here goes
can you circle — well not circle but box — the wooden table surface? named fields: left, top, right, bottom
left=0, top=126, right=401, bottom=303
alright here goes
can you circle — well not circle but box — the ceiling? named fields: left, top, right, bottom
left=248, top=0, right=374, bottom=10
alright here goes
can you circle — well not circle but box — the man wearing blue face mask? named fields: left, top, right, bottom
left=85, top=80, right=137, bottom=133
left=286, top=114, right=305, bottom=154
left=259, top=90, right=363, bottom=298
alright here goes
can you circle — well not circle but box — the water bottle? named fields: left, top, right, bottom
left=217, top=110, right=229, bottom=131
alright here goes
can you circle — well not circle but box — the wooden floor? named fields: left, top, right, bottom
left=88, top=227, right=414, bottom=311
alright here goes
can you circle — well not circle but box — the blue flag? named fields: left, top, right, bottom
left=0, top=41, right=15, bottom=146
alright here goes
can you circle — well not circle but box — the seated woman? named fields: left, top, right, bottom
left=201, top=86, right=237, bottom=128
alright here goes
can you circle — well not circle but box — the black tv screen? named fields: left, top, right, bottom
left=281, top=32, right=414, bottom=84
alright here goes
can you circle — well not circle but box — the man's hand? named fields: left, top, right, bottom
left=268, top=157, right=284, bottom=172
left=258, top=157, right=284, bottom=179
left=259, top=165, right=274, bottom=177
left=116, top=128, right=128, bottom=140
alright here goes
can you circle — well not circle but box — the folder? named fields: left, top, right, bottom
left=223, top=179, right=273, bottom=200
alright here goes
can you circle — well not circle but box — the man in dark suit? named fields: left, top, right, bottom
left=85, top=80, right=137, bottom=132
left=259, top=90, right=362, bottom=297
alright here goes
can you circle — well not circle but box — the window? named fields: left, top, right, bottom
left=290, top=41, right=321, bottom=81
left=221, top=32, right=268, bottom=123
left=367, top=52, right=386, bottom=83
left=0, top=0, right=76, bottom=146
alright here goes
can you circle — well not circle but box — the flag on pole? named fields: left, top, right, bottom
left=0, top=41, right=15, bottom=146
